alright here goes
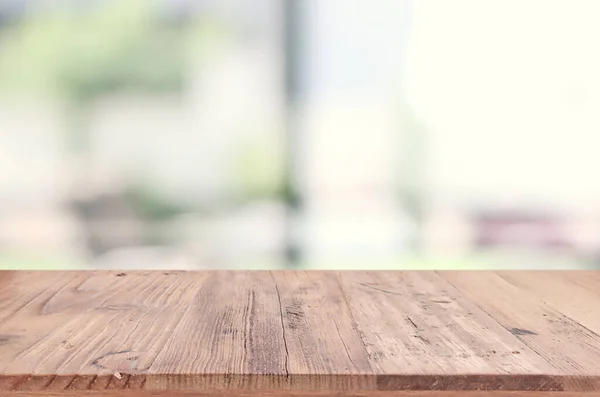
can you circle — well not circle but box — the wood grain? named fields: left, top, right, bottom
left=5, top=391, right=598, bottom=397
left=0, top=270, right=599, bottom=396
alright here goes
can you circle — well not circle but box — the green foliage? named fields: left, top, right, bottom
left=0, top=0, right=226, bottom=157
left=231, top=135, right=286, bottom=201
left=124, top=180, right=188, bottom=222
left=396, top=99, right=428, bottom=208
left=0, top=0, right=221, bottom=102
left=396, top=99, right=429, bottom=252
left=0, top=251, right=84, bottom=270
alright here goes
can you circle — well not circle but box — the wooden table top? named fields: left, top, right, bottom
left=0, top=270, right=599, bottom=396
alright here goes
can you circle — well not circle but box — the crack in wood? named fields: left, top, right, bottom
left=333, top=318, right=356, bottom=368
left=358, top=283, right=404, bottom=296
left=271, top=272, right=290, bottom=378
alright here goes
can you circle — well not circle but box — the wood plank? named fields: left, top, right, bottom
left=0, top=270, right=599, bottom=396
left=495, top=271, right=600, bottom=334
left=560, top=271, right=600, bottom=297
left=0, top=270, right=208, bottom=390
left=337, top=271, right=560, bottom=389
left=4, top=391, right=596, bottom=397
left=439, top=271, right=600, bottom=391
left=269, top=271, right=374, bottom=389
left=144, top=271, right=289, bottom=390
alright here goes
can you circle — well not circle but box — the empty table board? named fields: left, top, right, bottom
left=0, top=270, right=599, bottom=396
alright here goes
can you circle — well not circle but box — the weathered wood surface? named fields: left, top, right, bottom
left=0, top=271, right=598, bottom=396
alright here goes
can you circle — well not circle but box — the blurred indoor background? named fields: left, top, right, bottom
left=1, top=0, right=600, bottom=270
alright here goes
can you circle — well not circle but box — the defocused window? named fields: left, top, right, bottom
left=1, top=0, right=599, bottom=270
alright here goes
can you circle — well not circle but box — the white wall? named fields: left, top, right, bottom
left=0, top=102, right=65, bottom=208
left=404, top=0, right=600, bottom=206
